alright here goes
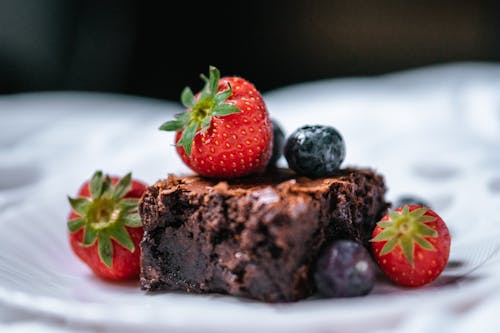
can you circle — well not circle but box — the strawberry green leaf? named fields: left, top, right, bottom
left=159, top=66, right=244, bottom=155
left=159, top=119, right=184, bottom=131
left=376, top=221, right=393, bottom=228
left=214, top=82, right=232, bottom=104
left=98, top=234, right=113, bottom=268
left=400, top=235, right=414, bottom=266
left=415, top=223, right=438, bottom=237
left=380, top=235, right=398, bottom=256
left=68, top=170, right=144, bottom=267
left=212, top=103, right=241, bottom=117
left=67, top=217, right=86, bottom=233
left=371, top=205, right=440, bottom=266
left=175, top=112, right=190, bottom=124
left=181, top=87, right=196, bottom=107
left=200, top=73, right=209, bottom=83
left=410, top=206, right=427, bottom=217
left=388, top=210, right=400, bottom=221
left=159, top=113, right=189, bottom=132
left=101, top=175, right=112, bottom=195
left=120, top=198, right=139, bottom=212
left=109, top=225, right=135, bottom=252
left=176, top=122, right=198, bottom=155
left=371, top=227, right=396, bottom=242
left=208, top=66, right=220, bottom=96
left=414, top=235, right=436, bottom=251
left=200, top=116, right=212, bottom=133
left=82, top=227, right=97, bottom=246
left=419, top=215, right=438, bottom=223
left=112, top=172, right=132, bottom=200
left=68, top=197, right=91, bottom=215
left=123, top=214, right=142, bottom=227
left=89, top=170, right=103, bottom=199
left=199, top=74, right=211, bottom=100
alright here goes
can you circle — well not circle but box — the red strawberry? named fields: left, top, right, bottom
left=159, top=66, right=273, bottom=178
left=67, top=171, right=148, bottom=280
left=370, top=205, right=451, bottom=287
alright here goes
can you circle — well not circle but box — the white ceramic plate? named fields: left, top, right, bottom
left=1, top=64, right=500, bottom=332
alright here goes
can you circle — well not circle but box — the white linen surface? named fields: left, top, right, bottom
left=0, top=62, right=499, bottom=333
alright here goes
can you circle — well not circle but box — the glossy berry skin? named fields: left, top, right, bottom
left=314, top=240, right=376, bottom=298
left=268, top=118, right=285, bottom=166
left=161, top=66, right=273, bottom=179
left=284, top=125, right=345, bottom=177
left=371, top=205, right=450, bottom=287
left=68, top=172, right=147, bottom=280
left=174, top=78, right=273, bottom=178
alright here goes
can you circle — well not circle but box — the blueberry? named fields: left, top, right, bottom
left=284, top=125, right=345, bottom=177
left=393, top=195, right=430, bottom=209
left=268, top=119, right=285, bottom=166
left=314, top=240, right=376, bottom=298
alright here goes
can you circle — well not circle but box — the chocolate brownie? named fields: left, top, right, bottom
left=139, top=168, right=388, bottom=302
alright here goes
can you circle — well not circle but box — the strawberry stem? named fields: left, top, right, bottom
left=370, top=205, right=438, bottom=266
left=67, top=171, right=142, bottom=268
left=158, top=66, right=241, bottom=156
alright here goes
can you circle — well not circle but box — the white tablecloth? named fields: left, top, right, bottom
left=1, top=62, right=499, bottom=333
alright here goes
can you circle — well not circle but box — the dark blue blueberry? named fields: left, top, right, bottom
left=284, top=125, right=345, bottom=177
left=314, top=240, right=376, bottom=298
left=393, top=195, right=430, bottom=209
left=268, top=119, right=285, bottom=167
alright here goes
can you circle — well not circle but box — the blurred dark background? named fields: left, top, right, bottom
left=1, top=0, right=499, bottom=101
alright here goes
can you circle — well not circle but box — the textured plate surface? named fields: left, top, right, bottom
left=1, top=63, right=500, bottom=332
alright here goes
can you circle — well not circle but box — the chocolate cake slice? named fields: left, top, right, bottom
left=139, top=168, right=388, bottom=302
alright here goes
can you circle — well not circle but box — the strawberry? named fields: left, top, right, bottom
left=67, top=171, right=148, bottom=280
left=370, top=205, right=451, bottom=287
left=159, top=66, right=273, bottom=178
